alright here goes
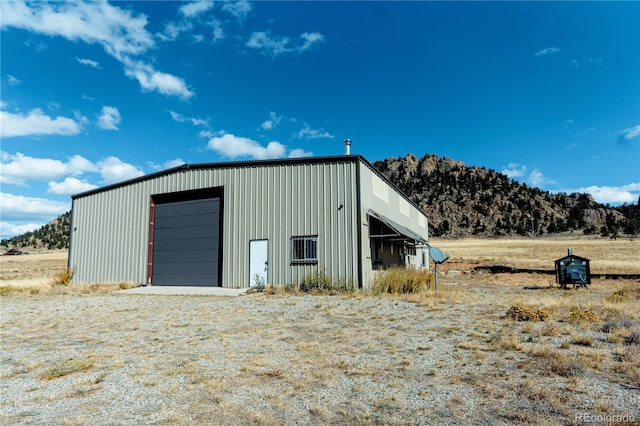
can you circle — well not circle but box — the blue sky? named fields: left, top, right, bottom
left=1, top=1, right=639, bottom=239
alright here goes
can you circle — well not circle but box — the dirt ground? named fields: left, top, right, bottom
left=1, top=241, right=638, bottom=425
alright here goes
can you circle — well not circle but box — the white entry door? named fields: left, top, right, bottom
left=249, top=239, right=268, bottom=287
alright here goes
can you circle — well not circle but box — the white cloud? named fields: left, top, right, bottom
left=24, top=38, right=47, bottom=52
left=122, top=57, right=194, bottom=100
left=534, top=47, right=561, bottom=56
left=0, top=152, right=95, bottom=186
left=67, top=154, right=96, bottom=174
left=1, top=1, right=194, bottom=100
left=75, top=111, right=90, bottom=127
left=247, top=31, right=324, bottom=58
left=148, top=158, right=186, bottom=171
left=501, top=164, right=555, bottom=188
left=1, top=151, right=144, bottom=188
left=222, top=0, right=252, bottom=21
left=578, top=127, right=596, bottom=136
left=501, top=163, right=526, bottom=179
left=527, top=169, right=547, bottom=186
left=208, top=18, right=225, bottom=42
left=1, top=155, right=66, bottom=185
left=163, top=158, right=186, bottom=169
left=293, top=123, right=334, bottom=140
left=157, top=20, right=193, bottom=42
left=566, top=142, right=578, bottom=151
left=0, top=152, right=143, bottom=187
left=0, top=192, right=70, bottom=222
left=0, top=221, right=45, bottom=240
left=95, top=156, right=144, bottom=184
left=179, top=1, right=214, bottom=18
left=206, top=133, right=286, bottom=159
left=564, top=183, right=640, bottom=205
left=260, top=111, right=283, bottom=130
left=47, top=177, right=98, bottom=195
left=621, top=125, right=640, bottom=140
left=198, top=130, right=214, bottom=139
left=76, top=57, right=100, bottom=68
left=247, top=32, right=290, bottom=57
left=7, top=75, right=22, bottom=86
left=97, top=106, right=121, bottom=130
left=190, top=117, right=209, bottom=127
left=0, top=107, right=82, bottom=138
left=1, top=1, right=154, bottom=56
left=288, top=148, right=313, bottom=158
left=300, top=32, right=324, bottom=51
left=168, top=110, right=209, bottom=127
left=571, top=59, right=579, bottom=68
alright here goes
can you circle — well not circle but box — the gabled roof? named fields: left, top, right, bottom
left=70, top=154, right=429, bottom=226
left=555, top=254, right=590, bottom=262
left=72, top=155, right=365, bottom=199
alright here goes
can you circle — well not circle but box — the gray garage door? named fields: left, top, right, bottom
left=151, top=197, right=220, bottom=286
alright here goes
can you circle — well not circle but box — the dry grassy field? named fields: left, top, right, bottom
left=1, top=239, right=639, bottom=425
left=430, top=236, right=640, bottom=275
left=0, top=250, right=70, bottom=289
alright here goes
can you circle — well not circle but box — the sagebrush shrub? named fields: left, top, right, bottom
left=568, top=309, right=601, bottom=324
left=505, top=304, right=551, bottom=321
left=625, top=331, right=640, bottom=346
left=297, top=271, right=354, bottom=293
left=601, top=318, right=634, bottom=333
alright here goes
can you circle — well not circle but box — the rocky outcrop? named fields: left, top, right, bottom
left=373, top=154, right=631, bottom=238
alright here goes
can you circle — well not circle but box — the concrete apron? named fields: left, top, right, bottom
left=115, top=286, right=249, bottom=297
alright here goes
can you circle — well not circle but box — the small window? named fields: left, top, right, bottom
left=291, top=236, right=318, bottom=264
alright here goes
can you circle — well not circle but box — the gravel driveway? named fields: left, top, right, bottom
left=1, top=284, right=638, bottom=425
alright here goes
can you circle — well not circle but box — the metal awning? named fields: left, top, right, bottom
left=367, top=210, right=428, bottom=244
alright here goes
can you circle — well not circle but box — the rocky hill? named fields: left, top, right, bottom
left=373, top=153, right=638, bottom=238
left=1, top=212, right=70, bottom=251
left=2, top=153, right=638, bottom=249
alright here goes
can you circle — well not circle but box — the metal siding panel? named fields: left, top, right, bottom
left=70, top=181, right=149, bottom=285
left=357, top=162, right=429, bottom=289
left=71, top=159, right=362, bottom=288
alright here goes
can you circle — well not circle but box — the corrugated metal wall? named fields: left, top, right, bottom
left=357, top=162, right=430, bottom=288
left=69, top=159, right=359, bottom=288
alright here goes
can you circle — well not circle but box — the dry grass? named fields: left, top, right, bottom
left=431, top=236, right=640, bottom=274
left=37, top=359, right=95, bottom=381
left=50, top=267, right=75, bottom=287
left=372, top=266, right=434, bottom=294
left=0, top=250, right=138, bottom=295
left=0, top=281, right=139, bottom=296
left=1, top=240, right=639, bottom=424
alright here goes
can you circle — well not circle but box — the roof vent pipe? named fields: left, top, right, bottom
left=344, top=139, right=351, bottom=155
left=568, top=248, right=572, bottom=256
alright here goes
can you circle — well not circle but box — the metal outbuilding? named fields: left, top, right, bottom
left=555, top=249, right=591, bottom=288
left=68, top=155, right=429, bottom=289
